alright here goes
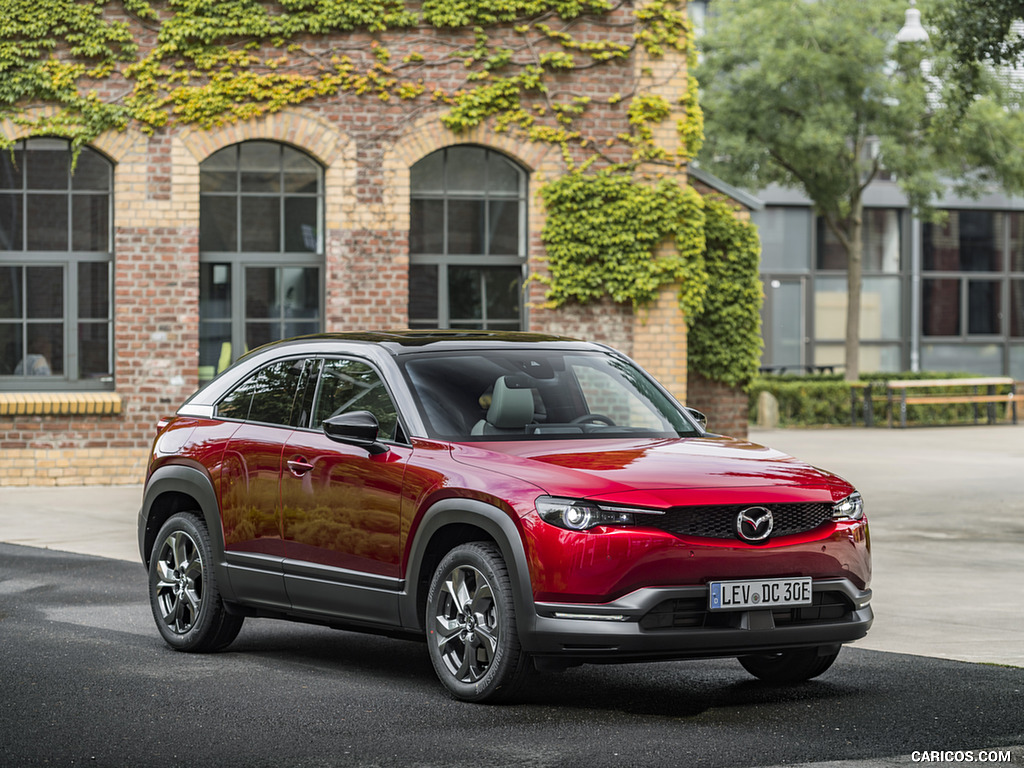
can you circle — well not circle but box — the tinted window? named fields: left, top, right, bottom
left=923, top=210, right=1004, bottom=272
left=313, top=358, right=399, bottom=440
left=218, top=358, right=312, bottom=426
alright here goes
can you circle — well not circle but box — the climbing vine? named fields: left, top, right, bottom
left=0, top=0, right=137, bottom=147
left=541, top=176, right=762, bottom=388
left=0, top=0, right=700, bottom=159
left=0, top=0, right=757, bottom=387
left=687, top=196, right=763, bottom=388
left=540, top=170, right=707, bottom=318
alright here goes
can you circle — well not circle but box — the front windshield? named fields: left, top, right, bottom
left=402, top=349, right=699, bottom=441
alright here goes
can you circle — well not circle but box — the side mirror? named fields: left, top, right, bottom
left=685, top=407, right=708, bottom=431
left=323, top=411, right=389, bottom=455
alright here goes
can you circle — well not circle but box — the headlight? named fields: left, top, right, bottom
left=832, top=491, right=864, bottom=521
left=535, top=496, right=662, bottom=531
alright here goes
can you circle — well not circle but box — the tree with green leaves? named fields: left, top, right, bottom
left=696, top=0, right=1024, bottom=381
left=936, top=0, right=1024, bottom=90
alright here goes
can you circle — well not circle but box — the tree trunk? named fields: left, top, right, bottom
left=844, top=201, right=864, bottom=382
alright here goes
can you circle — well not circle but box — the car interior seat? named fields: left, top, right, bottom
left=471, top=375, right=535, bottom=435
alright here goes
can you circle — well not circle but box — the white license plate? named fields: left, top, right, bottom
left=708, top=577, right=813, bottom=611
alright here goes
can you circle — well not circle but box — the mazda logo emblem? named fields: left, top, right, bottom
left=736, top=506, right=773, bottom=543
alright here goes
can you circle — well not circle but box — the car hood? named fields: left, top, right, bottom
left=450, top=435, right=854, bottom=508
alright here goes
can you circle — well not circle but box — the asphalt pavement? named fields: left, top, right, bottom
left=1, top=423, right=1022, bottom=669
left=3, top=543, right=1023, bottom=768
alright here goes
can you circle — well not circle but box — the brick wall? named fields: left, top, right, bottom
left=686, top=370, right=750, bottom=439
left=631, top=284, right=689, bottom=404
left=0, top=6, right=702, bottom=485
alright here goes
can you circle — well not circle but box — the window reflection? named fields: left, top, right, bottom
left=200, top=142, right=321, bottom=254
left=817, top=209, right=902, bottom=272
left=1011, top=280, right=1024, bottom=338
left=923, top=278, right=960, bottom=336
left=217, top=358, right=312, bottom=426
left=314, top=359, right=399, bottom=439
left=924, top=211, right=1004, bottom=272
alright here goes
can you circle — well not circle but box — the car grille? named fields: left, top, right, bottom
left=639, top=591, right=852, bottom=631
left=645, top=502, right=833, bottom=541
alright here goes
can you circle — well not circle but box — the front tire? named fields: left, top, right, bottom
left=738, top=646, right=841, bottom=684
left=425, top=542, right=531, bottom=703
left=148, top=512, right=243, bottom=652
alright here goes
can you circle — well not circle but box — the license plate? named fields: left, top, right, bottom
left=708, top=577, right=813, bottom=611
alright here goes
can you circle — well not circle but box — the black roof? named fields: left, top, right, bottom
left=253, top=330, right=595, bottom=356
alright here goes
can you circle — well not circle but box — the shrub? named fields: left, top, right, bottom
left=750, top=372, right=1017, bottom=427
left=748, top=375, right=850, bottom=426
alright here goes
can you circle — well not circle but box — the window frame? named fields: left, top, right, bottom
left=0, top=138, right=114, bottom=391
left=199, top=142, right=325, bottom=384
left=408, top=145, right=528, bottom=331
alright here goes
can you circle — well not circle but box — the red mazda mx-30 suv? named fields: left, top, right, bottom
left=138, top=331, right=871, bottom=702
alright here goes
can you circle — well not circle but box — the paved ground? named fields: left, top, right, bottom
left=3, top=543, right=1023, bottom=768
left=748, top=425, right=1024, bottom=669
left=1, top=423, right=1022, bottom=668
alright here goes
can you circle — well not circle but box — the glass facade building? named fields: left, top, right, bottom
left=755, top=184, right=1024, bottom=377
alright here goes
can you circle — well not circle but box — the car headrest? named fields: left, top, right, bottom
left=487, top=375, right=535, bottom=429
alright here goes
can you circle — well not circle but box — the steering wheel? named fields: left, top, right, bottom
left=570, top=413, right=616, bottom=427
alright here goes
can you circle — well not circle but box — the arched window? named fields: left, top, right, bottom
left=0, top=138, right=113, bottom=389
left=408, top=146, right=527, bottom=330
left=199, top=141, right=324, bottom=382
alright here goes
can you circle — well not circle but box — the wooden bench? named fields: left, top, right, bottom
left=886, top=377, right=1017, bottom=428
left=850, top=382, right=880, bottom=426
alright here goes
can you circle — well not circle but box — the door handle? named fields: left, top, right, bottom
left=287, top=458, right=314, bottom=476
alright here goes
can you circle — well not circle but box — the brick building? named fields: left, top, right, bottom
left=0, top=2, right=750, bottom=486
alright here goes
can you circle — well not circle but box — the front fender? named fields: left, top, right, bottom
left=400, top=498, right=535, bottom=638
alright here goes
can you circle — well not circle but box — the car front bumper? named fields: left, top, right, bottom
left=521, top=577, right=872, bottom=663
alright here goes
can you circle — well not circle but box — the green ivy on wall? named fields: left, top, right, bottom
left=541, top=175, right=762, bottom=388
left=0, top=0, right=138, bottom=146
left=688, top=195, right=763, bottom=388
left=0, top=0, right=698, bottom=154
left=539, top=170, right=707, bottom=318
left=0, top=0, right=758, bottom=388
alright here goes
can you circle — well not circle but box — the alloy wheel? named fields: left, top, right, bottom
left=432, top=563, right=500, bottom=684
left=154, top=530, right=205, bottom=635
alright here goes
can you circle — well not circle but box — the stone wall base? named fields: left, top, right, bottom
left=0, top=448, right=149, bottom=487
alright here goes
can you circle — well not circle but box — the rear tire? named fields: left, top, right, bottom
left=738, top=646, right=840, bottom=684
left=148, top=512, right=243, bottom=652
left=425, top=542, right=531, bottom=703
